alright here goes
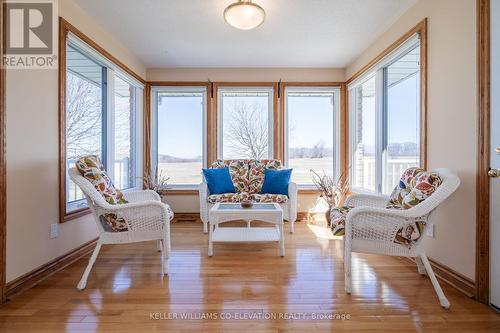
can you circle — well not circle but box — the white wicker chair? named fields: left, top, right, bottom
left=342, top=168, right=460, bottom=309
left=199, top=180, right=297, bottom=234
left=69, top=168, right=174, bottom=290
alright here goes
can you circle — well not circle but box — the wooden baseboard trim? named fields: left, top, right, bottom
left=407, top=257, right=476, bottom=298
left=5, top=238, right=98, bottom=299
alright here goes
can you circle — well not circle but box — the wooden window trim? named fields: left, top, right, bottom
left=279, top=82, right=346, bottom=181
left=476, top=0, right=490, bottom=305
left=0, top=0, right=6, bottom=305
left=145, top=81, right=212, bottom=189
left=346, top=18, right=428, bottom=185
left=213, top=82, right=279, bottom=161
left=58, top=18, right=146, bottom=223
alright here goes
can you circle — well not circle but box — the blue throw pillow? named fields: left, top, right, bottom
left=261, top=168, right=292, bottom=196
left=202, top=167, right=236, bottom=195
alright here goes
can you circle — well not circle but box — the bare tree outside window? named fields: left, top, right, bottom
left=223, top=100, right=269, bottom=159
left=66, top=72, right=102, bottom=161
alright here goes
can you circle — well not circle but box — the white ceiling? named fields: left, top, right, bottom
left=73, top=0, right=416, bottom=68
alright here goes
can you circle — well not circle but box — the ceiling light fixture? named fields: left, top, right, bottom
left=224, top=0, right=266, bottom=30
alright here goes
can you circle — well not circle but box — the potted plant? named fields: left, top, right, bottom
left=310, top=169, right=350, bottom=225
left=141, top=168, right=171, bottom=194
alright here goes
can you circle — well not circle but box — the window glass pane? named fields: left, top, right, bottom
left=114, top=75, right=136, bottom=190
left=287, top=90, right=335, bottom=184
left=220, top=89, right=272, bottom=159
left=157, top=90, right=204, bottom=185
left=65, top=45, right=104, bottom=211
left=383, top=46, right=420, bottom=193
left=352, top=76, right=377, bottom=191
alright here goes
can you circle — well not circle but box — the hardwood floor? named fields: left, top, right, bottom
left=0, top=221, right=499, bottom=332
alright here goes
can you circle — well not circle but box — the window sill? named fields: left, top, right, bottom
left=159, top=189, right=199, bottom=195
left=62, top=207, right=91, bottom=223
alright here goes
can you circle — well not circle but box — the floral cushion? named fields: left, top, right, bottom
left=330, top=167, right=442, bottom=247
left=211, top=160, right=250, bottom=193
left=330, top=205, right=352, bottom=236
left=250, top=193, right=288, bottom=203
left=76, top=155, right=128, bottom=232
left=248, top=159, right=282, bottom=194
left=386, top=167, right=442, bottom=209
left=207, top=192, right=250, bottom=204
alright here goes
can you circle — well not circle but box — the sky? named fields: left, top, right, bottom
left=156, top=78, right=419, bottom=160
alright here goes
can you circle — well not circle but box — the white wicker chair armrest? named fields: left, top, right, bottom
left=345, top=206, right=427, bottom=243
left=347, top=206, right=425, bottom=221
left=98, top=200, right=172, bottom=231
left=288, top=182, right=297, bottom=199
left=345, top=194, right=390, bottom=208
left=199, top=180, right=209, bottom=197
left=124, top=190, right=161, bottom=203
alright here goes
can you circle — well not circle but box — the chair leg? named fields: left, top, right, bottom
left=156, top=239, right=162, bottom=252
left=246, top=219, right=251, bottom=228
left=415, top=256, right=426, bottom=275
left=420, top=253, right=450, bottom=309
left=344, top=246, right=352, bottom=294
left=203, top=220, right=208, bottom=234
left=163, top=235, right=170, bottom=275
left=289, top=220, right=295, bottom=233
left=77, top=241, right=102, bottom=290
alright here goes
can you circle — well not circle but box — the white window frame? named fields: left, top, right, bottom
left=151, top=86, right=208, bottom=189
left=348, top=33, right=421, bottom=195
left=283, top=86, right=341, bottom=189
left=66, top=34, right=144, bottom=213
left=217, top=86, right=274, bottom=160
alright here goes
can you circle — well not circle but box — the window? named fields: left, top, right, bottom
left=62, top=31, right=143, bottom=219
left=113, top=75, right=138, bottom=190
left=349, top=34, right=422, bottom=194
left=152, top=86, right=207, bottom=187
left=384, top=47, right=420, bottom=192
left=284, top=87, right=340, bottom=186
left=351, top=76, right=377, bottom=191
left=217, top=86, right=274, bottom=159
left=65, top=45, right=105, bottom=211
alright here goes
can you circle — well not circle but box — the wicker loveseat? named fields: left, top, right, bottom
left=199, top=159, right=297, bottom=234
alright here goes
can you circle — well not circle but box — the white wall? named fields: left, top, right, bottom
left=147, top=68, right=345, bottom=82
left=346, top=0, right=477, bottom=280
left=5, top=0, right=146, bottom=282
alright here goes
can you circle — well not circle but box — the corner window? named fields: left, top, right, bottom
left=349, top=34, right=422, bottom=194
left=63, top=33, right=143, bottom=218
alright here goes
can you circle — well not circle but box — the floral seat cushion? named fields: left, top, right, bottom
left=330, top=205, right=352, bottom=236
left=248, top=159, right=283, bottom=194
left=76, top=155, right=128, bottom=232
left=211, top=160, right=250, bottom=193
left=207, top=192, right=249, bottom=204
left=250, top=193, right=288, bottom=203
left=329, top=167, right=442, bottom=247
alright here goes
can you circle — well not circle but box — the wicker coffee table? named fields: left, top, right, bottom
left=208, top=203, right=284, bottom=257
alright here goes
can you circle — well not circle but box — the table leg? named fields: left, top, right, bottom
left=279, top=220, right=285, bottom=257
left=208, top=221, right=214, bottom=257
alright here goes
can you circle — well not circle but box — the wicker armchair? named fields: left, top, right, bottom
left=69, top=168, right=174, bottom=290
left=342, top=168, right=460, bottom=309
